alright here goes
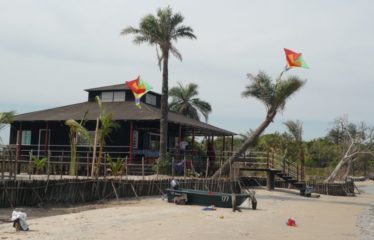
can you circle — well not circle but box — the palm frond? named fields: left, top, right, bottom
left=274, top=75, right=305, bottom=110
left=242, top=71, right=275, bottom=110
left=122, top=6, right=196, bottom=64
left=170, top=44, right=182, bottom=61
left=168, top=82, right=211, bottom=122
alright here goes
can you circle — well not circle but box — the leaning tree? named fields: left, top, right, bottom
left=121, top=6, right=196, bottom=162
left=324, top=117, right=374, bottom=182
left=212, top=72, right=305, bottom=178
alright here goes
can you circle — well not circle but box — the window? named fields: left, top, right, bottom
left=21, top=130, right=31, bottom=145
left=149, top=133, right=160, bottom=151
left=145, top=94, right=156, bottom=106
left=101, top=92, right=114, bottom=102
left=113, top=91, right=125, bottom=102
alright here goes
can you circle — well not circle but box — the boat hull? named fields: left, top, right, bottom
left=165, top=188, right=250, bottom=208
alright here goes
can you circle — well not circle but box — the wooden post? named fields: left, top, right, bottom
left=231, top=193, right=237, bottom=212
left=103, top=153, right=107, bottom=179
left=16, top=123, right=22, bottom=162
left=14, top=123, right=22, bottom=180
left=125, top=156, right=128, bottom=180
left=191, top=128, right=195, bottom=162
left=86, top=152, right=89, bottom=178
left=205, top=157, right=209, bottom=178
left=28, top=150, right=33, bottom=180
left=60, top=151, right=64, bottom=179
left=266, top=171, right=275, bottom=191
left=129, top=121, right=133, bottom=164
left=178, top=124, right=182, bottom=162
left=44, top=122, right=49, bottom=157
left=47, top=151, right=51, bottom=181
left=142, top=156, right=145, bottom=180
left=172, top=156, right=175, bottom=177
left=184, top=157, right=186, bottom=179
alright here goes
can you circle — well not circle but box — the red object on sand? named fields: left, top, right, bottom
left=287, top=218, right=296, bottom=227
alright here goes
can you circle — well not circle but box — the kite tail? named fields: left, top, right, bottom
left=135, top=98, right=141, bottom=109
left=278, top=64, right=290, bottom=80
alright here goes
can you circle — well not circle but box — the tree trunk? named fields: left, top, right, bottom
left=91, top=117, right=99, bottom=177
left=69, top=133, right=77, bottom=176
left=212, top=110, right=276, bottom=178
left=324, top=157, right=349, bottom=183
left=342, top=159, right=352, bottom=181
left=159, top=49, right=169, bottom=162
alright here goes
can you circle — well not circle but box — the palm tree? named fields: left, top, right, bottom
left=212, top=71, right=305, bottom=178
left=284, top=120, right=305, bottom=181
left=121, top=6, right=196, bottom=162
left=65, top=117, right=90, bottom=176
left=0, top=111, right=15, bottom=143
left=169, top=82, right=212, bottom=122
left=93, top=96, right=119, bottom=177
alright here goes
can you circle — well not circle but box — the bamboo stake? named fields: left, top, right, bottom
left=111, top=181, right=119, bottom=201
left=130, top=183, right=139, bottom=200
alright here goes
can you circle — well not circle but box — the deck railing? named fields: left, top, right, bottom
left=0, top=144, right=224, bottom=180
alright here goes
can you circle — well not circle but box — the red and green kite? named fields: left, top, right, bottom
left=125, top=76, right=152, bottom=108
left=284, top=48, right=309, bottom=69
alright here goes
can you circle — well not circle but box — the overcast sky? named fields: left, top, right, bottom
left=1, top=0, right=374, bottom=143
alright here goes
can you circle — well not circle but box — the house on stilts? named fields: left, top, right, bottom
left=8, top=83, right=235, bottom=175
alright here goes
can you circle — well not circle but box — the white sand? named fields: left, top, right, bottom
left=1, top=183, right=374, bottom=240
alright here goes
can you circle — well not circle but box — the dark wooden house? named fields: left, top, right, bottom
left=9, top=84, right=235, bottom=167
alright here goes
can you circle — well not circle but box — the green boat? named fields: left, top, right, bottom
left=165, top=188, right=257, bottom=209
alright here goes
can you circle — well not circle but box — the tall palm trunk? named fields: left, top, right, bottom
left=212, top=109, right=277, bottom=178
left=159, top=49, right=169, bottom=161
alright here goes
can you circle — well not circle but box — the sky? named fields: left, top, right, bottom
left=1, top=0, right=374, bottom=143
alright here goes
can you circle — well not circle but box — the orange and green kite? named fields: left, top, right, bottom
left=125, top=76, right=152, bottom=108
left=284, top=48, right=309, bottom=69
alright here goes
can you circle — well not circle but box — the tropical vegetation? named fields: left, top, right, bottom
left=213, top=71, right=305, bottom=177
left=169, top=82, right=212, bottom=122
left=0, top=111, right=15, bottom=143
left=121, top=6, right=196, bottom=162
left=65, top=114, right=90, bottom=176
left=93, top=96, right=119, bottom=177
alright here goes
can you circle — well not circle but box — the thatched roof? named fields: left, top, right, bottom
left=14, top=101, right=234, bottom=136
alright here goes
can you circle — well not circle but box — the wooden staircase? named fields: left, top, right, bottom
left=229, top=151, right=307, bottom=194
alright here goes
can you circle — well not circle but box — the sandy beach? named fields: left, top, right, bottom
left=0, top=182, right=374, bottom=240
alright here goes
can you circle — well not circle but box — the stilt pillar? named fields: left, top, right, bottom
left=266, top=171, right=275, bottom=191
left=129, top=121, right=133, bottom=164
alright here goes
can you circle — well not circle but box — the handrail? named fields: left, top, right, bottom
left=223, top=150, right=300, bottom=181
